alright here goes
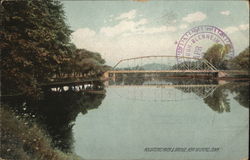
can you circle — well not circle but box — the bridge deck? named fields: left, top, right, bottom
left=107, top=70, right=219, bottom=73
left=107, top=84, right=219, bottom=88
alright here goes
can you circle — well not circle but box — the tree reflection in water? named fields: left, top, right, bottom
left=2, top=86, right=106, bottom=153
left=110, top=76, right=249, bottom=113
left=203, top=83, right=249, bottom=113
left=3, top=78, right=248, bottom=156
left=229, top=83, right=249, bottom=109
left=203, top=87, right=231, bottom=113
left=32, top=90, right=105, bottom=152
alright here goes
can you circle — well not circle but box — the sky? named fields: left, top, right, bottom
left=62, top=0, right=249, bottom=66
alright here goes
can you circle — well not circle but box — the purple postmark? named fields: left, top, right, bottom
left=176, top=25, right=234, bottom=62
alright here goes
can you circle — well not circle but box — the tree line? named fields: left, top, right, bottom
left=203, top=44, right=249, bottom=70
left=1, top=0, right=248, bottom=98
left=0, top=0, right=109, bottom=98
left=172, top=44, right=249, bottom=71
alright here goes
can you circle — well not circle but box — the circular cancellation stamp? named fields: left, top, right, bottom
left=176, top=25, right=234, bottom=61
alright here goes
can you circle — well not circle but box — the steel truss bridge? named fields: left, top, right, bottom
left=104, top=55, right=226, bottom=79
left=40, top=55, right=247, bottom=88
left=113, top=55, right=217, bottom=70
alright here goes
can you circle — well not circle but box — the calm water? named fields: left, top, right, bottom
left=73, top=79, right=249, bottom=160
left=3, top=79, right=249, bottom=160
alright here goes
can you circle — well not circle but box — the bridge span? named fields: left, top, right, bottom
left=103, top=70, right=226, bottom=80
left=103, top=55, right=229, bottom=79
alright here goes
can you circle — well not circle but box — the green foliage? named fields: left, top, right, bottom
left=1, top=0, right=108, bottom=97
left=228, top=46, right=249, bottom=70
left=1, top=87, right=106, bottom=156
left=0, top=1, right=109, bottom=158
left=0, top=106, right=83, bottom=160
left=70, top=49, right=108, bottom=78
left=1, top=0, right=75, bottom=97
left=203, top=44, right=230, bottom=69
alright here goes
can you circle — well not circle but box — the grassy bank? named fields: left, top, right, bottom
left=0, top=106, right=83, bottom=160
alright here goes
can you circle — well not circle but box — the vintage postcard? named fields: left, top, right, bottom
left=0, top=0, right=249, bottom=160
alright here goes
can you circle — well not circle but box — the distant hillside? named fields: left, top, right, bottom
left=141, top=63, right=172, bottom=70
left=116, top=63, right=172, bottom=70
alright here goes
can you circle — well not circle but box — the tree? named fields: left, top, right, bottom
left=203, top=44, right=230, bottom=69
left=70, top=49, right=108, bottom=78
left=228, top=46, right=249, bottom=70
left=0, top=0, right=75, bottom=97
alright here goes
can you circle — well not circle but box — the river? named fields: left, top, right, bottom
left=3, top=78, right=249, bottom=160
left=73, top=79, right=248, bottom=160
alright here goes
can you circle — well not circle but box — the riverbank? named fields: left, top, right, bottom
left=0, top=106, right=83, bottom=160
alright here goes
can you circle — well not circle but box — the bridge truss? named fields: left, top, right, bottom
left=113, top=55, right=218, bottom=71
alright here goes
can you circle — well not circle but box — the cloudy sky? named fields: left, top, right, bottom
left=63, top=0, right=249, bottom=66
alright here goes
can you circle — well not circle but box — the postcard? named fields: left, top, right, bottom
left=0, top=0, right=249, bottom=160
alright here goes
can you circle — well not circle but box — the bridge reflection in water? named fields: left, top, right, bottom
left=106, top=77, right=249, bottom=114
left=3, top=77, right=247, bottom=158
left=106, top=78, right=219, bottom=102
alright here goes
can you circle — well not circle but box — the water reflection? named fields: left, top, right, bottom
left=108, top=74, right=218, bottom=86
left=230, top=83, right=249, bottom=108
left=2, top=78, right=248, bottom=159
left=74, top=78, right=249, bottom=160
left=203, top=85, right=231, bottom=113
left=108, top=77, right=249, bottom=112
left=2, top=84, right=106, bottom=153
left=31, top=90, right=106, bottom=152
left=184, top=82, right=249, bottom=113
